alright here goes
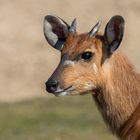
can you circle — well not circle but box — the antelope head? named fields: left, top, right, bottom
left=44, top=15, right=125, bottom=96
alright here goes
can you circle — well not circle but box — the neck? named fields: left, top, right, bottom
left=93, top=51, right=140, bottom=138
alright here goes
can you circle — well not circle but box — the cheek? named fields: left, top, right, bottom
left=71, top=78, right=97, bottom=95
left=61, top=65, right=98, bottom=92
left=73, top=75, right=97, bottom=92
left=60, top=66, right=79, bottom=86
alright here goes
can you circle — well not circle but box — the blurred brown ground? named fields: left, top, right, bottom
left=0, top=0, right=140, bottom=102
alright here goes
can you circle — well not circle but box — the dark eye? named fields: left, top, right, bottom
left=81, top=51, right=93, bottom=60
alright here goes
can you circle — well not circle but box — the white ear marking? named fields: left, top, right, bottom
left=43, top=15, right=69, bottom=50
left=92, top=63, right=98, bottom=74
left=44, top=21, right=58, bottom=46
left=64, top=60, right=75, bottom=66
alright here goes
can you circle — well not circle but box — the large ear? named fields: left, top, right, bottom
left=104, top=15, right=125, bottom=54
left=43, top=15, right=69, bottom=51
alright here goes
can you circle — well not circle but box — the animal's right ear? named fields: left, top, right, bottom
left=43, top=15, right=69, bottom=51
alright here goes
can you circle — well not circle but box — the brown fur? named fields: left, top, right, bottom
left=93, top=51, right=140, bottom=138
left=120, top=103, right=140, bottom=140
left=59, top=32, right=140, bottom=139
left=44, top=15, right=140, bottom=139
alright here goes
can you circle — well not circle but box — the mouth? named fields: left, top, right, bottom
left=54, top=85, right=74, bottom=96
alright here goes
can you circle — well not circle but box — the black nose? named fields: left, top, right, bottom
left=45, top=80, right=59, bottom=93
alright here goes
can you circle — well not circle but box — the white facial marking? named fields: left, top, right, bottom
left=61, top=44, right=64, bottom=49
left=92, top=63, right=98, bottom=74
left=84, top=81, right=96, bottom=90
left=55, top=86, right=74, bottom=96
left=58, top=91, right=69, bottom=96
left=55, top=87, right=69, bottom=96
left=55, top=87, right=63, bottom=93
left=64, top=60, right=75, bottom=66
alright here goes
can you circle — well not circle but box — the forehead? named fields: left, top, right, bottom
left=62, top=33, right=101, bottom=57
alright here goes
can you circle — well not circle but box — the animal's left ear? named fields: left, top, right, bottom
left=104, top=15, right=125, bottom=54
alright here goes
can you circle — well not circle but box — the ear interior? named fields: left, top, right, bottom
left=43, top=15, right=69, bottom=50
left=104, top=15, right=125, bottom=53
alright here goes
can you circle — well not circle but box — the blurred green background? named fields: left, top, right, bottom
left=0, top=96, right=117, bottom=140
left=0, top=0, right=140, bottom=139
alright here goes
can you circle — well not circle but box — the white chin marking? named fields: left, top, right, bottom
left=92, top=63, right=98, bottom=74
left=64, top=60, right=75, bottom=66
left=58, top=92, right=69, bottom=96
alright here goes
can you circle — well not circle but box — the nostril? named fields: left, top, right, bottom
left=45, top=80, right=59, bottom=93
left=51, top=82, right=57, bottom=89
